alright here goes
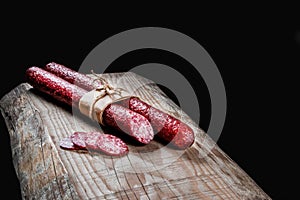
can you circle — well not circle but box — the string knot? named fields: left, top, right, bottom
left=91, top=70, right=126, bottom=100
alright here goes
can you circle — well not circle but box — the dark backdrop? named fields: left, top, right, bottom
left=1, top=11, right=298, bottom=199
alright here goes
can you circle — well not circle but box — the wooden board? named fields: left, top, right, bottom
left=0, top=72, right=270, bottom=199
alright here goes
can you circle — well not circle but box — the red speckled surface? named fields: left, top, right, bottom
left=103, top=104, right=154, bottom=144
left=121, top=97, right=195, bottom=149
left=59, top=137, right=82, bottom=150
left=44, top=62, right=101, bottom=91
left=70, top=131, right=90, bottom=149
left=43, top=62, right=194, bottom=149
left=25, top=66, right=154, bottom=147
left=26, top=66, right=87, bottom=107
left=85, top=133, right=129, bottom=156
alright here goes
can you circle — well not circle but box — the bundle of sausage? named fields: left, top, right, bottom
left=25, top=62, right=195, bottom=156
left=26, top=66, right=154, bottom=156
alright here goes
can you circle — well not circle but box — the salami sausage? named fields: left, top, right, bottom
left=70, top=131, right=90, bottom=149
left=44, top=62, right=100, bottom=91
left=61, top=131, right=129, bottom=156
left=26, top=66, right=86, bottom=107
left=41, top=62, right=195, bottom=149
left=85, top=133, right=129, bottom=156
left=59, top=137, right=83, bottom=150
left=25, top=66, right=154, bottom=145
left=120, top=97, right=195, bottom=149
left=103, top=104, right=154, bottom=144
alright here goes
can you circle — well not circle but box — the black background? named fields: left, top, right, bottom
left=1, top=9, right=298, bottom=199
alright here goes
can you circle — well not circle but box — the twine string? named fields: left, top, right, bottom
left=91, top=69, right=127, bottom=99
left=88, top=70, right=128, bottom=124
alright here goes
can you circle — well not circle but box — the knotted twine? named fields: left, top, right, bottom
left=78, top=71, right=130, bottom=125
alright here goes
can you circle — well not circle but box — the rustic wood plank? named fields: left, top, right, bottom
left=0, top=72, right=271, bottom=199
left=0, top=84, right=78, bottom=200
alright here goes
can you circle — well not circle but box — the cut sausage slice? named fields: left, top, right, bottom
left=67, top=131, right=129, bottom=156
left=70, top=131, right=99, bottom=149
left=59, top=137, right=82, bottom=150
left=85, top=133, right=129, bottom=156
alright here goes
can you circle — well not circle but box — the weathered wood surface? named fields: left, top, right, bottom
left=0, top=72, right=271, bottom=200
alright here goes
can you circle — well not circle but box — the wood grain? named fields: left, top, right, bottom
left=0, top=72, right=271, bottom=199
